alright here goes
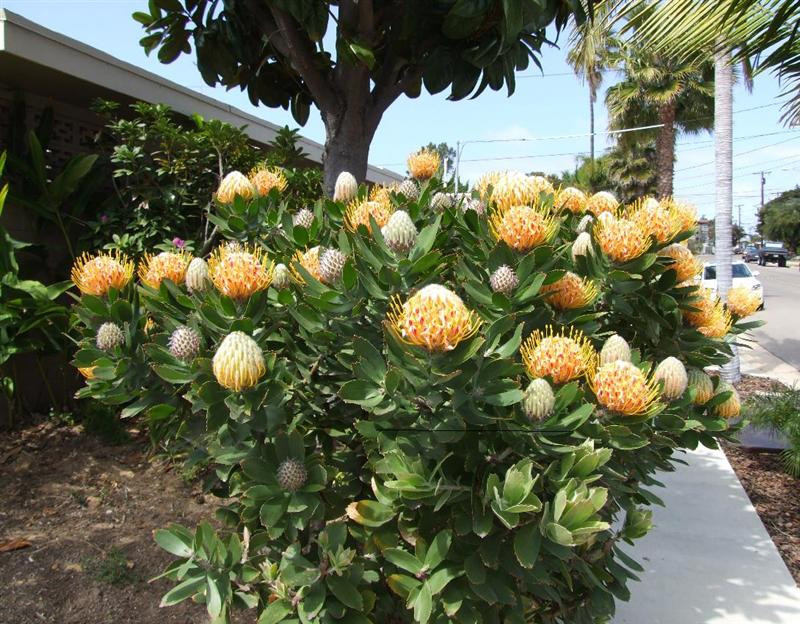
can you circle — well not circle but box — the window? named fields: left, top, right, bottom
left=704, top=264, right=752, bottom=280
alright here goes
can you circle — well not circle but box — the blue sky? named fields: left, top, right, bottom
left=4, top=0, right=800, bottom=233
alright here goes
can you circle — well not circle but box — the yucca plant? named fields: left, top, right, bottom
left=68, top=159, right=762, bottom=624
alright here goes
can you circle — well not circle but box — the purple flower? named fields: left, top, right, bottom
left=172, top=237, right=186, bottom=249
left=100, top=214, right=109, bottom=224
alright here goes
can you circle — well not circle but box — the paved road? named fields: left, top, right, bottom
left=740, top=260, right=800, bottom=370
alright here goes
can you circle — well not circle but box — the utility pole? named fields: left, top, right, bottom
left=760, top=171, right=766, bottom=211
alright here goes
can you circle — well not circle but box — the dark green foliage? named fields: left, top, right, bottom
left=759, top=187, right=800, bottom=253
left=71, top=174, right=748, bottom=623
left=743, top=386, right=800, bottom=477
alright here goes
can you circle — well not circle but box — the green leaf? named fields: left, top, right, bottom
left=258, top=598, right=292, bottom=624
left=413, top=582, right=433, bottom=624
left=155, top=528, right=193, bottom=557
left=326, top=575, right=363, bottom=610
left=348, top=42, right=376, bottom=69
left=339, top=379, right=384, bottom=407
left=383, top=548, right=423, bottom=574
left=346, top=500, right=395, bottom=527
left=423, top=530, right=452, bottom=570
left=160, top=575, right=206, bottom=607
left=513, top=522, right=541, bottom=569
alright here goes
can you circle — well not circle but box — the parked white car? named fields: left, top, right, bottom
left=700, top=261, right=764, bottom=309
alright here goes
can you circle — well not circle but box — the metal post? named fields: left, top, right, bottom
left=454, top=140, right=461, bottom=192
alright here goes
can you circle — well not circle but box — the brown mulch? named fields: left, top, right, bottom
left=0, top=419, right=256, bottom=624
left=733, top=373, right=788, bottom=399
left=724, top=443, right=800, bottom=586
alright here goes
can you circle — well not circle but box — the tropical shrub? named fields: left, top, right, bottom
left=69, top=163, right=760, bottom=623
left=742, top=386, right=800, bottom=476
left=89, top=101, right=322, bottom=256
left=0, top=152, right=71, bottom=423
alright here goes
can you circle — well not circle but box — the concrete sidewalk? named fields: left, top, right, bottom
left=614, top=445, right=800, bottom=623
left=739, top=341, right=800, bottom=387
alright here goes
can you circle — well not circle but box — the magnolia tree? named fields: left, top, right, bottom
left=70, top=153, right=762, bottom=624
left=133, top=0, right=589, bottom=193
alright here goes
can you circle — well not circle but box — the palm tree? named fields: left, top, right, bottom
left=567, top=9, right=618, bottom=162
left=605, top=139, right=658, bottom=203
left=605, top=46, right=715, bottom=198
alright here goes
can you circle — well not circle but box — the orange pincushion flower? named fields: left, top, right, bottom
left=521, top=326, right=597, bottom=384
left=555, top=187, right=587, bottom=214
left=249, top=166, right=288, bottom=195
left=627, top=198, right=680, bottom=244
left=77, top=366, right=96, bottom=380
left=292, top=246, right=322, bottom=283
left=138, top=251, right=190, bottom=289
left=660, top=244, right=702, bottom=282
left=540, top=272, right=598, bottom=310
left=529, top=175, right=555, bottom=198
left=407, top=149, right=440, bottom=180
left=661, top=198, right=697, bottom=233
left=71, top=251, right=134, bottom=296
left=697, top=307, right=733, bottom=338
left=586, top=191, right=619, bottom=217
left=387, top=284, right=480, bottom=352
left=208, top=244, right=274, bottom=300
left=590, top=360, right=660, bottom=416
left=489, top=205, right=557, bottom=252
left=726, top=287, right=761, bottom=318
left=594, top=215, right=649, bottom=263
left=345, top=199, right=394, bottom=232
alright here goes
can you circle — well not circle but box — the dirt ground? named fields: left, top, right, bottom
left=0, top=419, right=226, bottom=624
left=724, top=443, right=800, bottom=585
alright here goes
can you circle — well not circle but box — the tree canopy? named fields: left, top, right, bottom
left=135, top=1, right=591, bottom=191
left=760, top=187, right=800, bottom=252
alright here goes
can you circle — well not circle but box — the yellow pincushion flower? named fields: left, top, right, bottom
left=555, top=187, right=588, bottom=214
left=529, top=175, right=555, bottom=198
left=71, top=251, right=134, bottom=296
left=216, top=171, right=255, bottom=203
left=488, top=172, right=544, bottom=211
left=249, top=166, right=288, bottom=195
left=474, top=171, right=503, bottom=199
left=540, top=272, right=598, bottom=310
left=138, top=251, right=190, bottom=289
left=345, top=199, right=394, bottom=232
left=593, top=215, right=649, bottom=263
left=407, top=149, right=440, bottom=180
left=292, top=246, right=323, bottom=283
left=387, top=284, right=481, bottom=352
left=77, top=366, right=96, bottom=380
left=208, top=244, right=274, bottom=300
left=212, top=331, right=266, bottom=391
left=489, top=205, right=557, bottom=252
left=726, top=287, right=761, bottom=318
left=697, top=307, right=733, bottom=339
left=586, top=191, right=619, bottom=217
left=590, top=360, right=660, bottom=416
left=521, top=326, right=597, bottom=384
left=684, top=289, right=732, bottom=338
left=714, top=381, right=741, bottom=419
left=627, top=198, right=681, bottom=244
left=661, top=198, right=697, bottom=233
left=660, top=244, right=702, bottom=282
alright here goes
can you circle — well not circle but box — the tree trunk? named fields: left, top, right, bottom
left=321, top=110, right=375, bottom=197
left=655, top=102, right=677, bottom=198
left=714, top=49, right=739, bottom=382
left=589, top=86, right=595, bottom=163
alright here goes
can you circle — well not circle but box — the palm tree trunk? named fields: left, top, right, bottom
left=589, top=85, right=595, bottom=163
left=655, top=102, right=677, bottom=198
left=714, top=48, right=740, bottom=382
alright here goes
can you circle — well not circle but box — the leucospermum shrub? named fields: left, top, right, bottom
left=69, top=162, right=761, bottom=624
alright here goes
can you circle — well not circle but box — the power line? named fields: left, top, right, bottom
left=675, top=135, right=800, bottom=174
left=679, top=155, right=800, bottom=188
